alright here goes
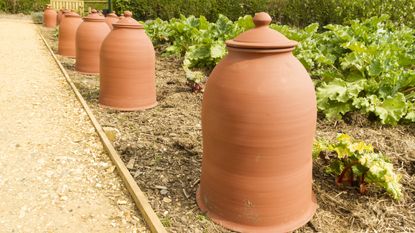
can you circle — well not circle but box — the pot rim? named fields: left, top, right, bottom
left=226, top=40, right=298, bottom=50
left=99, top=102, right=158, bottom=111
left=196, top=189, right=317, bottom=232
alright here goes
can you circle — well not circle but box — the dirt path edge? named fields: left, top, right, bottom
left=37, top=28, right=167, bottom=233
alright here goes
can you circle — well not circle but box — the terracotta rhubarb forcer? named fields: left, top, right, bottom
left=105, top=11, right=119, bottom=29
left=59, top=9, right=70, bottom=25
left=99, top=11, right=157, bottom=111
left=197, top=12, right=317, bottom=233
left=43, top=4, right=57, bottom=28
left=57, top=9, right=65, bottom=25
left=75, top=10, right=110, bottom=74
left=58, top=12, right=82, bottom=57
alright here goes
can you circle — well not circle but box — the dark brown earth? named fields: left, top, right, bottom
left=40, top=26, right=415, bottom=233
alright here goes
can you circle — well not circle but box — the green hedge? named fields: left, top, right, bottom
left=0, top=0, right=49, bottom=14
left=113, top=0, right=270, bottom=22
left=113, top=0, right=415, bottom=27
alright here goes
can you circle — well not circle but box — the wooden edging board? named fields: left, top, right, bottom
left=37, top=29, right=167, bottom=233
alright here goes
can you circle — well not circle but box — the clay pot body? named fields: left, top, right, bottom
left=43, top=5, right=57, bottom=28
left=59, top=9, right=70, bottom=25
left=99, top=12, right=157, bottom=110
left=58, top=12, right=83, bottom=57
left=75, top=10, right=110, bottom=74
left=197, top=13, right=317, bottom=233
left=105, top=12, right=119, bottom=30
left=57, top=9, right=63, bottom=25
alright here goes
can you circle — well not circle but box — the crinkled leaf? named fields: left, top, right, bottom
left=371, top=93, right=408, bottom=125
left=405, top=102, right=415, bottom=122
left=210, top=42, right=226, bottom=59
left=315, top=134, right=403, bottom=200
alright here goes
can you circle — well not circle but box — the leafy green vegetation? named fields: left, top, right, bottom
left=313, top=134, right=403, bottom=200
left=144, top=14, right=415, bottom=124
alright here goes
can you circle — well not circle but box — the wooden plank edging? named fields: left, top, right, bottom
left=37, top=29, right=168, bottom=233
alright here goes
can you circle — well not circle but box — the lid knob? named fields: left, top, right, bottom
left=124, top=11, right=133, bottom=17
left=91, top=9, right=97, bottom=14
left=253, top=12, right=272, bottom=28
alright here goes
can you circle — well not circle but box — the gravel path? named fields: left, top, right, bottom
left=0, top=16, right=148, bottom=232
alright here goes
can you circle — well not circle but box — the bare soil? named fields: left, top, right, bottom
left=40, top=26, right=415, bottom=233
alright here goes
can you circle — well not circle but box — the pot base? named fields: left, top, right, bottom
left=99, top=102, right=158, bottom=111
left=196, top=188, right=317, bottom=233
left=58, top=54, right=75, bottom=59
left=75, top=70, right=100, bottom=76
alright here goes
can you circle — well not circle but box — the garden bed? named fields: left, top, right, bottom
left=40, top=27, right=415, bottom=233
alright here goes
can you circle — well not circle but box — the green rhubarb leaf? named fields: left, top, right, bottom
left=210, top=42, right=226, bottom=59
left=371, top=93, right=408, bottom=125
left=317, top=79, right=366, bottom=119
left=368, top=60, right=383, bottom=77
left=359, top=153, right=403, bottom=200
left=317, top=79, right=350, bottom=103
left=304, top=23, right=319, bottom=35
left=405, top=102, right=415, bottom=122
left=320, top=101, right=353, bottom=119
left=315, top=134, right=403, bottom=200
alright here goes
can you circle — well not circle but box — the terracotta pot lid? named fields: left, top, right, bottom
left=226, top=12, right=297, bottom=49
left=113, top=11, right=143, bottom=29
left=84, top=9, right=104, bottom=22
left=107, top=11, right=118, bottom=18
left=65, top=12, right=81, bottom=18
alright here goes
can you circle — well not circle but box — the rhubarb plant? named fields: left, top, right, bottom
left=313, top=134, right=403, bottom=200
left=144, top=15, right=414, bottom=123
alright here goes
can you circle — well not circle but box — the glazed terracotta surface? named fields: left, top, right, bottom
left=43, top=5, right=57, bottom=28
left=75, top=10, right=110, bottom=74
left=197, top=12, right=317, bottom=233
left=105, top=12, right=119, bottom=30
left=58, top=12, right=82, bottom=57
left=99, top=11, right=157, bottom=111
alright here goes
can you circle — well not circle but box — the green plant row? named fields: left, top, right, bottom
left=144, top=14, right=415, bottom=125
left=113, top=0, right=415, bottom=28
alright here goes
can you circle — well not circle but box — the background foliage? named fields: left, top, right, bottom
left=0, top=0, right=109, bottom=14
left=0, top=0, right=49, bottom=14
left=114, top=0, right=415, bottom=27
left=2, top=0, right=414, bottom=27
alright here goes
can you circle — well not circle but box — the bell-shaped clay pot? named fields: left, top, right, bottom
left=57, top=9, right=64, bottom=25
left=43, top=4, right=57, bottom=28
left=75, top=10, right=110, bottom=74
left=197, top=12, right=317, bottom=233
left=105, top=11, right=119, bottom=30
left=59, top=9, right=70, bottom=25
left=58, top=12, right=83, bottom=57
left=99, top=11, right=157, bottom=111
